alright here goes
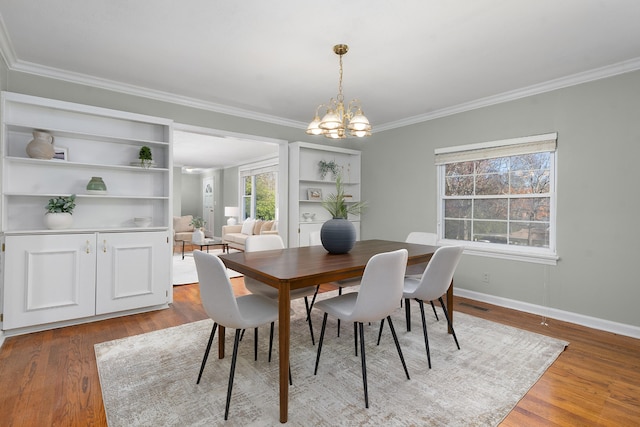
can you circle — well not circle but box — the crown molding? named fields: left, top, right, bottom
left=376, top=56, right=640, bottom=132
left=11, top=59, right=304, bottom=128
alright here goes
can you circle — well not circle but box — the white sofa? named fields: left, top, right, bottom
left=222, top=219, right=278, bottom=251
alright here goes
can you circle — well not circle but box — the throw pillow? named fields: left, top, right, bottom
left=241, top=218, right=255, bottom=235
left=261, top=220, right=274, bottom=233
left=253, top=220, right=264, bottom=235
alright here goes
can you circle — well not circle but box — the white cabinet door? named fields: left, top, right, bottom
left=2, top=234, right=96, bottom=329
left=299, top=222, right=323, bottom=247
left=95, top=231, right=170, bottom=314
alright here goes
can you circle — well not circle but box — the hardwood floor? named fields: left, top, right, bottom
left=1, top=272, right=639, bottom=425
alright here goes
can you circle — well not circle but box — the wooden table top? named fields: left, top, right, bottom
left=218, top=239, right=436, bottom=290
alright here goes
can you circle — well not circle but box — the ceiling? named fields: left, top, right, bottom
left=1, top=1, right=640, bottom=168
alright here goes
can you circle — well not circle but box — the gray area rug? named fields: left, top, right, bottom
left=95, top=296, right=567, bottom=426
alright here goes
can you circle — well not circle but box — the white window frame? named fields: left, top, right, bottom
left=435, top=133, right=559, bottom=265
left=239, top=158, right=279, bottom=220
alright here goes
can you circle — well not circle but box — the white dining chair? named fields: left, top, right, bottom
left=404, top=231, right=440, bottom=320
left=310, top=229, right=361, bottom=335
left=313, top=249, right=411, bottom=408
left=244, top=234, right=319, bottom=346
left=193, top=250, right=279, bottom=420
left=379, top=245, right=463, bottom=369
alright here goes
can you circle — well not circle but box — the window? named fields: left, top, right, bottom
left=435, top=133, right=558, bottom=264
left=240, top=160, right=278, bottom=220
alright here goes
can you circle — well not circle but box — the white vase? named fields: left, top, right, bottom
left=44, top=212, right=73, bottom=230
left=192, top=228, right=205, bottom=243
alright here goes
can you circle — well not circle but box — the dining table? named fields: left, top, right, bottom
left=217, top=239, right=451, bottom=423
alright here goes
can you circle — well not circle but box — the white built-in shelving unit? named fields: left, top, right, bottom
left=289, top=141, right=361, bottom=247
left=0, top=92, right=173, bottom=334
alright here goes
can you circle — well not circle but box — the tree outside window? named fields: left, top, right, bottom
left=443, top=152, right=551, bottom=248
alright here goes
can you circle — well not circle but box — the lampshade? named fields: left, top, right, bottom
left=224, top=206, right=239, bottom=216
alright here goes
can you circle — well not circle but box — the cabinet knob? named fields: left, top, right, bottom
left=103, top=239, right=107, bottom=253
left=86, top=240, right=91, bottom=254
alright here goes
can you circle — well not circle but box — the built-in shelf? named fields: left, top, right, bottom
left=1, top=91, right=173, bottom=332
left=289, top=141, right=361, bottom=247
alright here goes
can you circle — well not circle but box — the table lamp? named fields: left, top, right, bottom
left=224, top=206, right=239, bottom=226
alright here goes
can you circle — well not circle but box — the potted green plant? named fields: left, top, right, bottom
left=320, top=175, right=366, bottom=254
left=318, top=160, right=340, bottom=180
left=138, top=146, right=153, bottom=168
left=44, top=194, right=76, bottom=229
left=190, top=216, right=207, bottom=229
left=190, top=216, right=207, bottom=242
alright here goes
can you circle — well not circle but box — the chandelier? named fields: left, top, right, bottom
left=306, top=44, right=372, bottom=139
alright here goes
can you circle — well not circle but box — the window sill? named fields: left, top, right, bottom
left=439, top=240, right=558, bottom=265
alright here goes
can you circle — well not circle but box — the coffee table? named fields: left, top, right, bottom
left=183, top=237, right=229, bottom=259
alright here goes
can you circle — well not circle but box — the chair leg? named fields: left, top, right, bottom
left=268, top=322, right=274, bottom=362
left=405, top=298, right=412, bottom=331
left=306, top=285, right=320, bottom=320
left=418, top=300, right=432, bottom=369
left=289, top=364, right=292, bottom=386
left=386, top=316, right=410, bottom=380
left=358, top=322, right=369, bottom=408
left=430, top=300, right=439, bottom=321
left=354, top=322, right=358, bottom=356
left=314, top=313, right=328, bottom=375
left=182, top=240, right=185, bottom=260
left=254, top=327, right=258, bottom=361
left=337, top=287, right=343, bottom=336
left=225, top=329, right=242, bottom=420
left=196, top=322, right=217, bottom=384
left=304, top=296, right=315, bottom=345
left=439, top=297, right=460, bottom=350
left=376, top=318, right=385, bottom=346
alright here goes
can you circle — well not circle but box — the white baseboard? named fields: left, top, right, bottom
left=455, top=288, right=640, bottom=340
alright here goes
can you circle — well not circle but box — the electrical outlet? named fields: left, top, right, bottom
left=482, top=272, right=490, bottom=283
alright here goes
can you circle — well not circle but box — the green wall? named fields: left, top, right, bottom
left=360, top=70, right=640, bottom=328
left=3, top=66, right=639, bottom=330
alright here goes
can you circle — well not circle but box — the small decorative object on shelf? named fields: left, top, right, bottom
left=318, top=160, right=340, bottom=180
left=44, top=194, right=76, bottom=229
left=307, top=188, right=322, bottom=200
left=190, top=216, right=207, bottom=243
left=134, top=216, right=152, bottom=227
left=86, top=176, right=107, bottom=193
left=302, top=212, right=316, bottom=222
left=26, top=129, right=55, bottom=160
left=320, top=174, right=367, bottom=254
left=138, top=145, right=153, bottom=168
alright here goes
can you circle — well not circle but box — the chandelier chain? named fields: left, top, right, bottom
left=337, top=53, right=344, bottom=103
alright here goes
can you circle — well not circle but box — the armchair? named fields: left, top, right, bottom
left=173, top=215, right=195, bottom=258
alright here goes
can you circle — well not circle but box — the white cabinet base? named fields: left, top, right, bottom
left=2, top=232, right=170, bottom=331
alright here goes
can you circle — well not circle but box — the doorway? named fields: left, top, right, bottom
left=203, top=176, right=214, bottom=237
left=172, top=123, right=289, bottom=242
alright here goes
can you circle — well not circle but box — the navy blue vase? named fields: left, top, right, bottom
left=320, top=218, right=356, bottom=254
